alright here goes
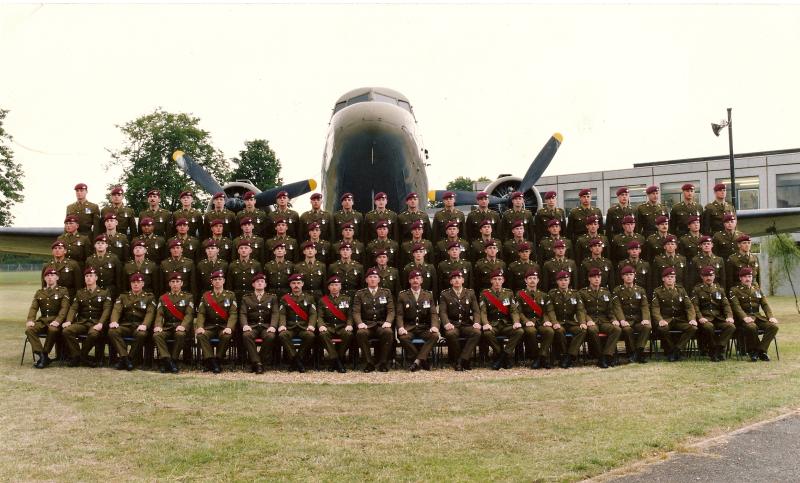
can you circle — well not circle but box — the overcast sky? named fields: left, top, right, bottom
left=2, top=3, right=799, bottom=226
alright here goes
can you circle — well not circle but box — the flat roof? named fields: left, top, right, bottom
left=634, top=147, right=800, bottom=167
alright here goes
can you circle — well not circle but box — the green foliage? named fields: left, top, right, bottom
left=230, top=139, right=282, bottom=190
left=107, top=109, right=230, bottom=213
left=0, top=109, right=24, bottom=226
left=767, top=233, right=800, bottom=313
left=446, top=176, right=476, bottom=192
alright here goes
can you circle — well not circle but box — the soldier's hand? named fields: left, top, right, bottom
left=586, top=321, right=595, bottom=327
left=345, top=326, right=353, bottom=332
left=641, top=320, right=651, bottom=326
left=242, top=325, right=251, bottom=332
left=176, top=326, right=186, bottom=332
left=153, top=326, right=163, bottom=333
left=444, top=323, right=454, bottom=331
left=658, top=320, right=668, bottom=327
left=552, top=323, right=561, bottom=329
left=26, top=321, right=34, bottom=328
left=699, top=317, right=709, bottom=324
left=319, top=326, right=327, bottom=332
left=137, top=324, right=147, bottom=332
left=358, top=323, right=367, bottom=329
left=482, top=324, right=492, bottom=331
left=770, top=317, right=779, bottom=324
left=50, top=321, right=61, bottom=328
left=512, top=322, right=522, bottom=329
left=472, top=322, right=481, bottom=330
left=382, top=322, right=392, bottom=329
left=398, top=327, right=408, bottom=336
left=267, top=327, right=276, bottom=333
left=109, top=322, right=119, bottom=329
left=689, top=320, right=697, bottom=326
left=92, top=323, right=103, bottom=331
left=278, top=326, right=287, bottom=332
left=744, top=316, right=754, bottom=324
left=620, top=320, right=629, bottom=327
left=580, top=323, right=587, bottom=330
left=223, top=328, right=232, bottom=335
left=525, top=321, right=534, bottom=327
left=430, top=327, right=439, bottom=333
left=611, top=320, right=620, bottom=327
left=195, top=327, right=205, bottom=335
left=725, top=318, right=734, bottom=324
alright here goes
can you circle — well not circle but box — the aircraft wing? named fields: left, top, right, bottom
left=735, top=208, right=800, bottom=238
left=0, top=227, right=61, bottom=257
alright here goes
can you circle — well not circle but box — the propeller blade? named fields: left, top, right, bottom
left=254, top=179, right=317, bottom=208
left=428, top=190, right=504, bottom=206
left=517, top=133, right=563, bottom=194
left=172, top=150, right=225, bottom=196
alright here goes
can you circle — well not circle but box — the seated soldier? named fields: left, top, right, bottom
left=396, top=270, right=440, bottom=372
left=611, top=266, right=651, bottom=363
left=546, top=270, right=587, bottom=369
left=691, top=266, right=735, bottom=362
left=277, top=274, right=317, bottom=373
left=439, top=270, right=481, bottom=371
left=240, top=273, right=279, bottom=374
left=353, top=268, right=395, bottom=372
left=108, top=273, right=154, bottom=370
left=515, top=269, right=553, bottom=369
left=24, top=268, right=70, bottom=369
left=62, top=267, right=112, bottom=367
left=651, top=267, right=697, bottom=362
left=317, top=275, right=352, bottom=373
left=729, top=267, right=779, bottom=362
left=152, top=272, right=194, bottom=373
left=480, top=269, right=523, bottom=370
left=195, top=270, right=238, bottom=374
left=580, top=267, right=621, bottom=368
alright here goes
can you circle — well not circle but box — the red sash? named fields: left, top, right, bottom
left=204, top=291, right=229, bottom=320
left=517, top=290, right=543, bottom=317
left=321, top=295, right=347, bottom=322
left=282, top=294, right=309, bottom=321
left=160, top=294, right=185, bottom=320
left=482, top=290, right=509, bottom=316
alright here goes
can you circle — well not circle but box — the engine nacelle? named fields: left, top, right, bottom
left=484, top=176, right=542, bottom=214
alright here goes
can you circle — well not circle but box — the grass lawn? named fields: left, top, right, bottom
left=2, top=271, right=799, bottom=481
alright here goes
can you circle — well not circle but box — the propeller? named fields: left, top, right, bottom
left=518, top=133, right=562, bottom=194
left=253, top=179, right=318, bottom=208
left=172, top=150, right=225, bottom=196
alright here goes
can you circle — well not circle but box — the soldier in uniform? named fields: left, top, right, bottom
left=101, top=186, right=137, bottom=239
left=58, top=215, right=90, bottom=268
left=669, top=183, right=703, bottom=238
left=295, top=240, right=327, bottom=299
left=541, top=240, right=578, bottom=291
left=266, top=218, right=299, bottom=263
left=515, top=269, right=553, bottom=369
left=159, top=239, right=197, bottom=298
left=703, top=183, right=736, bottom=236
left=579, top=268, right=621, bottom=368
left=399, top=220, right=433, bottom=268
left=267, top=190, right=300, bottom=240
left=353, top=268, right=395, bottom=372
left=396, top=270, right=440, bottom=371
left=333, top=192, right=364, bottom=242
left=101, top=213, right=130, bottom=264
left=465, top=191, right=501, bottom=242
left=534, top=191, right=566, bottom=243
left=610, top=215, right=645, bottom=266
left=173, top=190, right=204, bottom=239
left=227, top=239, right=264, bottom=302
left=168, top=218, right=202, bottom=262
left=132, top=217, right=165, bottom=264
left=195, top=270, right=238, bottom=373
left=364, top=192, right=399, bottom=242
left=402, top=243, right=438, bottom=296
left=437, top=241, right=473, bottom=291
left=207, top=219, right=234, bottom=262
left=537, top=219, right=573, bottom=266
left=432, top=191, right=465, bottom=244
left=332, top=222, right=365, bottom=265
left=474, top=240, right=507, bottom=292
left=372, top=250, right=400, bottom=296
left=726, top=234, right=761, bottom=289
left=299, top=193, right=334, bottom=242
left=651, top=235, right=688, bottom=289
left=43, top=240, right=82, bottom=298
left=317, top=275, right=352, bottom=373
left=85, top=234, right=124, bottom=299
left=24, top=268, right=69, bottom=368
left=574, top=215, right=609, bottom=266
left=636, top=185, right=669, bottom=237
left=546, top=270, right=587, bottom=368
left=123, top=240, right=159, bottom=294
left=439, top=270, right=481, bottom=370
left=502, top=220, right=532, bottom=263
left=644, top=215, right=671, bottom=262
left=470, top=219, right=502, bottom=263
left=729, top=267, right=779, bottom=362
left=66, top=182, right=101, bottom=238
left=108, top=273, right=154, bottom=370
left=306, top=222, right=332, bottom=265
left=605, top=187, right=636, bottom=238
left=503, top=242, right=538, bottom=293
left=138, top=189, right=173, bottom=238
left=689, top=236, right=726, bottom=292
left=479, top=270, right=523, bottom=370
left=397, top=192, right=432, bottom=241
left=328, top=243, right=364, bottom=297
left=579, top=238, right=615, bottom=289
left=651, top=267, right=697, bottom=361
left=366, top=221, right=399, bottom=267
left=152, top=272, right=194, bottom=373
left=232, top=217, right=266, bottom=263
left=712, top=213, right=742, bottom=262
left=616, top=241, right=652, bottom=295
left=434, top=221, right=469, bottom=264
left=62, top=267, right=112, bottom=367
left=691, top=266, right=735, bottom=361
left=566, top=188, right=603, bottom=243
left=500, top=191, right=535, bottom=241
left=612, top=265, right=651, bottom=363
left=679, top=216, right=703, bottom=262
left=204, top=192, right=237, bottom=239
left=196, top=239, right=229, bottom=296
left=240, top=272, right=279, bottom=374
left=236, top=191, right=269, bottom=238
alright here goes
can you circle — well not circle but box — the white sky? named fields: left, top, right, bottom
left=2, top=3, right=800, bottom=226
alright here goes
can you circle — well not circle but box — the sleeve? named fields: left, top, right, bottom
left=395, top=293, right=406, bottom=329
left=56, top=291, right=70, bottom=322
left=195, top=299, right=206, bottom=328
left=479, top=293, right=488, bottom=325
left=154, top=302, right=164, bottom=329
left=352, top=293, right=363, bottom=326
left=640, top=293, right=650, bottom=321
left=307, top=298, right=318, bottom=329
left=99, top=293, right=113, bottom=326
left=271, top=297, right=281, bottom=328
left=239, top=297, right=250, bottom=327
left=26, top=292, right=41, bottom=321
left=143, top=299, right=156, bottom=329
left=438, top=293, right=451, bottom=326
left=651, top=292, right=662, bottom=321
left=66, top=296, right=79, bottom=322
left=575, top=295, right=587, bottom=323
left=180, top=299, right=194, bottom=329
left=721, top=292, right=733, bottom=318
left=73, top=262, right=84, bottom=290
left=761, top=294, right=774, bottom=319
left=509, top=295, right=520, bottom=324
left=227, top=297, right=238, bottom=330
left=611, top=291, right=624, bottom=321
left=729, top=291, right=747, bottom=321
left=682, top=289, right=696, bottom=320
left=385, top=291, right=395, bottom=325
left=110, top=297, right=123, bottom=323
left=431, top=297, right=440, bottom=330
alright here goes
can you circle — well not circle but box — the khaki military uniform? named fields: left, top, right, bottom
left=85, top=253, right=124, bottom=299
left=66, top=200, right=101, bottom=238
left=195, top=290, right=238, bottom=360
left=277, top=292, right=318, bottom=362
left=294, top=260, right=327, bottom=298
left=366, top=239, right=400, bottom=267
left=651, top=285, right=697, bottom=355
left=689, top=254, right=725, bottom=293
left=240, top=291, right=280, bottom=365
left=402, top=262, right=438, bottom=296
left=396, top=289, right=440, bottom=362
left=160, top=257, right=197, bottom=298
left=108, top=291, right=155, bottom=362
left=434, top=238, right=469, bottom=265
left=173, top=207, right=204, bottom=239
left=466, top=209, right=501, bottom=242
left=541, top=257, right=578, bottom=292
left=153, top=291, right=194, bottom=361
left=168, top=235, right=202, bottom=262
left=506, top=260, right=541, bottom=293
left=332, top=239, right=366, bottom=265
left=470, top=237, right=503, bottom=264
left=123, top=259, right=159, bottom=294
left=437, top=259, right=473, bottom=291
left=132, top=233, right=166, bottom=264
left=25, top=286, right=70, bottom=356
left=42, top=258, right=82, bottom=299
left=537, top=236, right=574, bottom=266
left=333, top=209, right=364, bottom=242
left=516, top=288, right=552, bottom=360
left=702, top=200, right=736, bottom=235
left=397, top=209, right=432, bottom=241
left=236, top=207, right=269, bottom=238
left=208, top=236, right=235, bottom=262
left=643, top=233, right=669, bottom=262
left=300, top=209, right=334, bottom=241
left=691, top=282, right=735, bottom=356
left=651, top=254, right=688, bottom=289
left=204, top=208, right=236, bottom=239
left=374, top=266, right=400, bottom=297
left=500, top=208, right=535, bottom=242
left=310, top=240, right=333, bottom=266
left=729, top=284, right=779, bottom=355
left=474, top=258, right=507, bottom=292
left=636, top=201, right=669, bottom=237
left=579, top=287, right=621, bottom=357
left=610, top=232, right=646, bottom=265
left=712, top=229, right=743, bottom=262
left=196, top=258, right=229, bottom=295
left=616, top=258, right=652, bottom=296
left=546, top=288, right=587, bottom=357
left=726, top=252, right=761, bottom=290
left=364, top=209, right=399, bottom=242
left=502, top=238, right=532, bottom=264
left=232, top=235, right=266, bottom=264
left=438, top=287, right=481, bottom=365
left=479, top=288, right=523, bottom=357
left=533, top=206, right=566, bottom=243
left=612, top=284, right=652, bottom=354
left=63, top=287, right=112, bottom=360
left=669, top=200, right=703, bottom=238
left=328, top=261, right=364, bottom=297
left=139, top=207, right=173, bottom=238
left=605, top=203, right=636, bottom=238
left=58, top=232, right=91, bottom=268
left=566, top=205, right=603, bottom=243
left=574, top=233, right=609, bottom=266
left=101, top=205, right=137, bottom=239
left=103, top=232, right=130, bottom=264
left=678, top=233, right=703, bottom=262
left=317, top=294, right=353, bottom=361
left=432, top=208, right=465, bottom=244
left=352, top=287, right=395, bottom=367
left=399, top=238, right=433, bottom=268
left=266, top=235, right=299, bottom=263
left=579, top=257, right=615, bottom=289
left=267, top=208, right=300, bottom=240
left=227, top=259, right=263, bottom=301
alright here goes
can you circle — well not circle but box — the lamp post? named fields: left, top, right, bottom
left=711, top=108, right=737, bottom=209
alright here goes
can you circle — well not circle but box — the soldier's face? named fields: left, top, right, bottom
left=277, top=195, right=289, bottom=207
left=491, top=276, right=504, bottom=290
left=85, top=273, right=97, bottom=286
left=478, top=197, right=488, bottom=208
left=133, top=246, right=146, bottom=257
left=253, top=279, right=266, bottom=291
left=366, top=274, right=380, bottom=288
left=446, top=227, right=458, bottom=238
left=376, top=226, right=389, bottom=238
left=444, top=197, right=455, bottom=208
left=274, top=246, right=286, bottom=258
left=662, top=274, right=676, bottom=287
left=342, top=197, right=353, bottom=209
left=177, top=224, right=189, bottom=234
left=664, top=242, right=677, bottom=255
left=740, top=274, right=753, bottom=286
left=245, top=198, right=255, bottom=208
left=339, top=247, right=351, bottom=260
left=44, top=273, right=59, bottom=286
left=95, top=241, right=108, bottom=253
left=590, top=244, right=602, bottom=255
left=485, top=246, right=498, bottom=257
left=65, top=221, right=78, bottom=233
left=512, top=197, right=524, bottom=209
left=239, top=246, right=252, bottom=258
left=448, top=247, right=461, bottom=260
left=739, top=240, right=752, bottom=252
left=148, top=194, right=160, bottom=206
left=213, top=198, right=224, bottom=209
left=75, top=187, right=87, bottom=201
left=519, top=250, right=530, bottom=261
left=512, top=226, right=524, bottom=238
left=169, top=279, right=183, bottom=291
left=52, top=246, right=66, bottom=257
left=376, top=255, right=388, bottom=267
left=180, top=195, right=192, bottom=208
left=724, top=219, right=737, bottom=230
left=413, top=250, right=425, bottom=262
left=411, top=227, right=423, bottom=238
left=141, top=224, right=154, bottom=234
left=623, top=222, right=635, bottom=234
left=715, top=189, right=727, bottom=201
left=309, top=228, right=321, bottom=240
left=525, top=275, right=538, bottom=289
left=342, top=227, right=354, bottom=239
left=580, top=194, right=591, bottom=206
left=409, top=276, right=422, bottom=290
left=105, top=219, right=118, bottom=231
left=375, top=197, right=387, bottom=209
left=628, top=247, right=641, bottom=258
left=241, top=223, right=253, bottom=234
left=702, top=274, right=715, bottom=284
left=548, top=225, right=560, bottom=236
left=304, top=246, right=317, bottom=258
left=110, top=193, right=123, bottom=204
left=480, top=225, right=492, bottom=236
left=450, top=274, right=463, bottom=288
left=290, top=280, right=303, bottom=292
left=554, top=246, right=566, bottom=257
left=276, top=223, right=287, bottom=235
left=556, top=277, right=570, bottom=289
left=211, top=277, right=225, bottom=289
left=701, top=242, right=713, bottom=253
left=545, top=197, right=556, bottom=208
left=406, top=197, right=418, bottom=209
left=205, top=247, right=219, bottom=258
left=657, top=223, right=669, bottom=234
left=131, top=280, right=144, bottom=293
left=689, top=221, right=700, bottom=233
left=622, top=272, right=635, bottom=284
left=170, top=246, right=183, bottom=258
left=647, top=192, right=659, bottom=202
left=618, top=193, right=629, bottom=204
left=589, top=275, right=602, bottom=288
left=683, top=189, right=695, bottom=201
left=311, top=198, right=322, bottom=209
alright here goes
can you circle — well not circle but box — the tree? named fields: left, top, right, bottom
left=767, top=233, right=800, bottom=313
left=230, top=139, right=282, bottom=190
left=107, top=109, right=230, bottom=213
left=446, top=176, right=476, bottom=192
left=0, top=109, right=24, bottom=226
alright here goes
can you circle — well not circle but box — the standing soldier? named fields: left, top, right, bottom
left=195, top=270, right=238, bottom=373
left=207, top=219, right=234, bottom=262
left=480, top=270, right=523, bottom=370
left=689, top=236, right=726, bottom=292
left=138, top=189, right=173, bottom=238
left=546, top=270, right=587, bottom=369
left=500, top=191, right=535, bottom=241
left=610, top=215, right=646, bottom=266
left=227, top=240, right=264, bottom=302
left=123, top=240, right=159, bottom=294
left=534, top=191, right=566, bottom=243
left=566, top=188, right=603, bottom=243
left=24, top=268, right=69, bottom=369
left=397, top=192, right=432, bottom=241
left=62, top=267, right=112, bottom=367
left=332, top=222, right=365, bottom=265
left=401, top=243, right=438, bottom=297
left=470, top=219, right=502, bottom=264
left=317, top=275, right=352, bottom=373
left=506, top=243, right=540, bottom=293
left=364, top=192, right=399, bottom=242
left=85, top=234, right=124, bottom=299
left=502, top=220, right=532, bottom=263
left=58, top=215, right=90, bottom=268
left=541, top=240, right=578, bottom=292
left=729, top=267, right=779, bottom=362
left=108, top=273, right=154, bottom=370
left=474, top=240, right=507, bottom=292
left=579, top=238, right=614, bottom=289
left=306, top=223, right=332, bottom=265
left=232, top=217, right=266, bottom=263
left=537, top=219, right=573, bottom=266
left=365, top=221, right=399, bottom=267
left=651, top=267, right=698, bottom=362
left=168, top=218, right=202, bottom=262
left=612, top=265, right=651, bottom=363
left=372, top=251, right=400, bottom=297
left=294, top=241, right=327, bottom=299
left=606, top=187, right=636, bottom=238
left=579, top=268, right=621, bottom=368
left=333, top=192, right=364, bottom=242
left=651, top=235, right=688, bottom=289
left=173, top=190, right=204, bottom=239
left=669, top=183, right=703, bottom=238
left=196, top=239, right=229, bottom=296
left=712, top=213, right=742, bottom=262
left=266, top=218, right=299, bottom=263
left=574, top=216, right=609, bottom=266
left=300, top=193, right=334, bottom=242
left=516, top=269, right=553, bottom=369
left=101, top=186, right=137, bottom=239
left=644, top=215, right=671, bottom=263
left=703, top=183, right=736, bottom=235
left=43, top=240, right=82, bottom=298
left=204, top=192, right=237, bottom=239
left=102, top=214, right=130, bottom=264
left=328, top=243, right=364, bottom=297
left=439, top=270, right=481, bottom=371
left=264, top=242, right=294, bottom=299
left=399, top=220, right=433, bottom=268
left=236, top=191, right=269, bottom=238
left=616, top=241, right=652, bottom=296
left=240, top=273, right=279, bottom=374
left=679, top=216, right=704, bottom=262
left=431, top=191, right=465, bottom=244
left=726, top=234, right=761, bottom=289
left=267, top=190, right=300, bottom=240
left=396, top=270, right=440, bottom=371
left=465, top=191, right=501, bottom=242
left=132, top=218, right=165, bottom=264
left=636, top=185, right=669, bottom=237
left=353, top=268, right=395, bottom=372
left=159, top=239, right=197, bottom=299
left=691, top=266, right=736, bottom=361
left=152, top=272, right=194, bottom=373
left=434, top=221, right=469, bottom=264
left=66, top=182, right=101, bottom=238
left=437, top=241, right=473, bottom=291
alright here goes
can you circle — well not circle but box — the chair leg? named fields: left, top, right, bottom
left=20, top=337, right=29, bottom=366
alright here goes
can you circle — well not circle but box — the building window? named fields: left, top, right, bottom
left=660, top=181, right=701, bottom=210
left=609, top=184, right=647, bottom=208
left=715, top=176, right=760, bottom=209
left=563, top=188, right=597, bottom=217
left=776, top=173, right=800, bottom=208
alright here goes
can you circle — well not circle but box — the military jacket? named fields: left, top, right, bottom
left=644, top=233, right=669, bottom=262
left=578, top=287, right=616, bottom=323
left=266, top=235, right=298, bottom=263
left=67, top=287, right=112, bottom=325
left=168, top=235, right=202, bottom=262
left=401, top=262, right=438, bottom=295
left=366, top=238, right=399, bottom=267
left=507, top=260, right=541, bottom=293
left=232, top=235, right=266, bottom=263
left=278, top=292, right=317, bottom=329
left=333, top=209, right=364, bottom=242
left=208, top=236, right=234, bottom=262
left=104, top=232, right=130, bottom=264
left=515, top=288, right=550, bottom=324
left=502, top=238, right=532, bottom=264
left=438, top=287, right=479, bottom=327
left=196, top=289, right=238, bottom=329
left=669, top=200, right=703, bottom=237
left=545, top=288, right=586, bottom=326
left=42, top=258, right=82, bottom=297
left=432, top=208, right=465, bottom=243
left=173, top=207, right=204, bottom=238
left=374, top=266, right=400, bottom=296
left=616, top=258, right=652, bottom=295
left=538, top=235, right=574, bottom=265
left=500, top=208, right=535, bottom=241
left=27, top=286, right=70, bottom=322
left=434, top=238, right=469, bottom=265
left=154, top=291, right=195, bottom=329
left=160, top=257, right=197, bottom=296
left=574, top=233, right=610, bottom=266
left=111, top=291, right=156, bottom=328
left=437, top=259, right=473, bottom=291
left=85, top=253, right=123, bottom=296
left=139, top=207, right=173, bottom=238
left=466, top=209, right=501, bottom=242
left=352, top=287, right=395, bottom=328
left=605, top=203, right=636, bottom=238
left=66, top=200, right=101, bottom=238
left=533, top=206, right=566, bottom=242
left=611, top=284, right=649, bottom=323
left=541, top=257, right=578, bottom=292
left=236, top=207, right=268, bottom=238
left=726, top=252, right=761, bottom=289
left=265, top=259, right=294, bottom=295
left=364, top=209, right=399, bottom=241
left=267, top=208, right=300, bottom=240
left=310, top=240, right=332, bottom=265
left=227, top=259, right=263, bottom=295
left=396, top=289, right=439, bottom=329
left=636, top=201, right=669, bottom=236
left=702, top=200, right=736, bottom=235
left=123, top=258, right=159, bottom=294
left=479, top=288, right=519, bottom=326
left=317, top=293, right=352, bottom=330
left=470, top=237, right=503, bottom=264
left=332, top=239, right=366, bottom=265
left=610, top=232, right=646, bottom=264
left=240, top=292, right=279, bottom=328
left=579, top=257, right=615, bottom=289
left=300, top=209, right=335, bottom=241
left=328, top=260, right=364, bottom=296
left=295, top=260, right=327, bottom=294
left=100, top=205, right=137, bottom=238
left=651, top=254, right=688, bottom=289
left=58, top=232, right=90, bottom=266
left=691, top=283, right=732, bottom=320
left=397, top=209, right=432, bottom=241
left=204, top=208, right=236, bottom=239
left=399, top=238, right=433, bottom=267
left=132, top=233, right=166, bottom=263
left=651, top=286, right=695, bottom=322
left=689, top=253, right=725, bottom=292
left=474, top=258, right=507, bottom=291
left=729, top=284, right=773, bottom=320
left=678, top=233, right=703, bottom=262
left=566, top=205, right=603, bottom=242
left=196, top=258, right=229, bottom=294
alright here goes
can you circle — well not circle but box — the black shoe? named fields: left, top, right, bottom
left=598, top=355, right=609, bottom=369
left=462, top=359, right=472, bottom=371
left=294, top=359, right=305, bottom=373
left=531, top=358, right=542, bottom=370
left=667, top=351, right=677, bottom=362
left=758, top=351, right=771, bottom=362
left=214, top=358, right=224, bottom=374
left=255, top=363, right=264, bottom=374
left=542, top=357, right=552, bottom=369
left=168, top=359, right=179, bottom=373
left=159, top=358, right=168, bottom=373
left=749, top=352, right=759, bottom=362
left=559, top=354, right=570, bottom=369
left=378, top=363, right=389, bottom=372
left=123, top=357, right=134, bottom=371
left=33, top=353, right=44, bottom=369
left=363, top=363, right=375, bottom=373
left=335, top=359, right=346, bottom=373
left=80, top=357, right=97, bottom=368
left=491, top=357, right=503, bottom=371
left=637, top=348, right=647, bottom=364
left=503, top=355, right=513, bottom=369
left=420, top=359, right=431, bottom=371
left=454, top=361, right=464, bottom=371
left=115, top=359, right=126, bottom=370
left=409, top=362, right=420, bottom=372
left=68, top=357, right=81, bottom=367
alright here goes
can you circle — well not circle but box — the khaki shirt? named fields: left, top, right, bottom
left=729, top=284, right=773, bottom=320
left=479, top=288, right=520, bottom=327
left=545, top=288, right=586, bottom=326
left=612, top=284, right=649, bottom=323
left=240, top=292, right=279, bottom=328
left=578, top=287, right=616, bottom=323
left=66, top=200, right=101, bottom=238
left=154, top=291, right=195, bottom=329
left=317, top=293, right=353, bottom=330
left=691, top=283, right=732, bottom=320
left=352, top=287, right=395, bottom=328
left=101, top=205, right=137, bottom=238
left=396, top=289, right=439, bottom=329
left=111, top=292, right=156, bottom=328
left=651, top=286, right=695, bottom=322
left=27, top=286, right=70, bottom=322
left=438, top=288, right=479, bottom=327
left=123, top=258, right=159, bottom=294
left=67, top=287, right=112, bottom=325
left=515, top=288, right=550, bottom=324
left=42, top=258, right=83, bottom=298
left=196, top=290, right=238, bottom=329
left=139, top=207, right=173, bottom=238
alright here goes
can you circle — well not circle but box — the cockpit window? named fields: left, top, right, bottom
left=372, top=93, right=397, bottom=104
left=347, top=93, right=371, bottom=105
left=397, top=100, right=412, bottom=114
left=333, top=100, right=347, bottom=114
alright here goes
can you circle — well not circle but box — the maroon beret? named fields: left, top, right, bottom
left=307, top=222, right=320, bottom=232
left=543, top=191, right=557, bottom=200
left=64, top=215, right=78, bottom=223
left=517, top=242, right=531, bottom=252
left=340, top=222, right=355, bottom=230
left=410, top=220, right=423, bottom=230
left=556, top=270, right=570, bottom=280
left=84, top=266, right=98, bottom=275
left=588, top=238, right=603, bottom=247
left=723, top=213, right=736, bottom=222
left=626, top=241, right=641, bottom=250
left=587, top=268, right=602, bottom=277
left=412, top=243, right=426, bottom=252
left=408, top=270, right=422, bottom=280
left=375, top=220, right=389, bottom=229
left=43, top=267, right=58, bottom=276
left=511, top=220, right=524, bottom=229
left=203, top=239, right=218, bottom=249
left=302, top=240, right=316, bottom=250
left=327, top=275, right=341, bottom=285
left=737, top=234, right=751, bottom=243
left=168, top=239, right=183, bottom=248
left=405, top=192, right=418, bottom=201
left=210, top=270, right=225, bottom=279
left=365, top=268, right=380, bottom=278
left=212, top=192, right=225, bottom=200
left=687, top=216, right=700, bottom=225
left=547, top=219, right=561, bottom=227
left=661, top=267, right=676, bottom=277
left=525, top=269, right=539, bottom=278
left=237, top=239, right=252, bottom=248
left=110, top=186, right=123, bottom=195
left=374, top=249, right=388, bottom=258
left=646, top=185, right=659, bottom=194
left=179, top=190, right=193, bottom=198
left=483, top=239, right=498, bottom=248
left=94, top=234, right=108, bottom=243
left=374, top=192, right=387, bottom=201
left=445, top=220, right=459, bottom=229
left=476, top=191, right=489, bottom=200
left=578, top=188, right=591, bottom=196
left=700, top=266, right=715, bottom=276
left=129, top=273, right=144, bottom=283
left=489, top=269, right=504, bottom=279
left=616, top=187, right=629, bottom=196
left=699, top=235, right=713, bottom=244
left=714, top=183, right=727, bottom=192
left=131, top=240, right=146, bottom=249
left=655, top=215, right=669, bottom=225
left=584, top=215, right=599, bottom=225
left=168, top=272, right=183, bottom=281
left=449, top=270, right=464, bottom=280
left=51, top=240, right=66, bottom=249
left=139, top=217, right=154, bottom=226
left=276, top=190, right=289, bottom=198
left=288, top=273, right=303, bottom=282
left=252, top=272, right=266, bottom=283
left=146, top=189, right=160, bottom=197
left=442, top=191, right=455, bottom=199
left=175, top=218, right=188, bottom=226
left=622, top=215, right=636, bottom=224
left=338, top=242, right=352, bottom=250
left=209, top=219, right=224, bottom=227
left=510, top=191, right=524, bottom=200
left=239, top=217, right=253, bottom=226
left=682, top=183, right=695, bottom=191
left=310, top=193, right=322, bottom=200
left=620, top=265, right=635, bottom=275
left=103, top=213, right=117, bottom=221
left=448, top=241, right=462, bottom=250
left=273, top=217, right=287, bottom=225
left=243, top=191, right=256, bottom=200
left=553, top=239, right=566, bottom=248
left=340, top=192, right=353, bottom=202
left=74, top=183, right=88, bottom=190
left=479, top=219, right=493, bottom=228
left=739, top=267, right=753, bottom=277
left=662, top=235, right=677, bottom=245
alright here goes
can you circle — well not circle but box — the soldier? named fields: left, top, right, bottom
left=396, top=270, right=440, bottom=371
left=502, top=220, right=532, bottom=263
left=366, top=221, right=399, bottom=267
left=669, top=183, right=703, bottom=238
left=399, top=220, right=433, bottom=268
left=173, top=190, right=204, bottom=239
left=612, top=265, right=651, bottom=363
left=439, top=270, right=481, bottom=371
left=66, top=182, right=101, bottom=238
left=636, top=185, right=669, bottom=237
left=24, top=268, right=69, bottom=368
left=690, top=236, right=726, bottom=292
left=101, top=186, right=137, bottom=239
left=541, top=240, right=578, bottom=292
left=333, top=192, right=364, bottom=242
left=515, top=269, right=553, bottom=369
left=432, top=191, right=465, bottom=244
left=566, top=188, right=603, bottom=243
left=240, top=273, right=279, bottom=374
left=195, top=270, right=238, bottom=373
left=62, top=267, right=112, bottom=367
left=533, top=191, right=566, bottom=242
left=610, top=215, right=646, bottom=266
left=332, top=222, right=366, bottom=265
left=364, top=192, right=399, bottom=242
left=372, top=250, right=400, bottom=296
left=606, top=187, right=636, bottom=238
left=546, top=270, right=587, bottom=369
left=579, top=268, right=621, bottom=368
left=232, top=217, right=266, bottom=263
left=397, top=192, right=432, bottom=241
left=227, top=239, right=264, bottom=302
left=353, top=268, right=395, bottom=372
left=691, top=266, right=736, bottom=362
left=138, top=189, right=173, bottom=238
left=207, top=219, right=234, bottom=262
left=328, top=243, right=364, bottom=297
left=402, top=243, right=438, bottom=296
left=317, top=275, right=352, bottom=373
left=294, top=240, right=327, bottom=299
left=300, top=193, right=334, bottom=241
left=465, top=191, right=501, bottom=242
left=43, top=240, right=82, bottom=298
left=500, top=191, right=535, bottom=241
left=108, top=273, right=154, bottom=370
left=159, top=239, right=197, bottom=298
left=651, top=235, right=688, bottom=289
left=474, top=240, right=507, bottom=292
left=203, top=192, right=237, bottom=239
left=58, top=215, right=91, bottom=268
left=616, top=241, right=652, bottom=296
left=266, top=218, right=299, bottom=263
left=506, top=243, right=540, bottom=293
left=726, top=234, right=761, bottom=289
left=470, top=219, right=502, bottom=263
left=132, top=217, right=165, bottom=264
left=479, top=270, right=522, bottom=370
left=434, top=221, right=469, bottom=264
left=101, top=213, right=130, bottom=264
left=651, top=267, right=697, bottom=361
left=729, top=267, right=779, bottom=362
left=579, top=238, right=614, bottom=289
left=123, top=240, right=159, bottom=294
left=712, top=213, right=742, bottom=262
left=306, top=222, right=332, bottom=265
left=168, top=218, right=202, bottom=262
left=152, top=272, right=194, bottom=373
left=437, top=241, right=473, bottom=291
left=537, top=219, right=573, bottom=266
left=267, top=190, right=300, bottom=240
left=679, top=216, right=703, bottom=261
left=574, top=215, right=609, bottom=266
left=236, top=191, right=269, bottom=238
left=703, top=183, right=736, bottom=236
left=85, top=234, right=124, bottom=299
left=196, top=239, right=229, bottom=296
left=643, top=215, right=671, bottom=262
